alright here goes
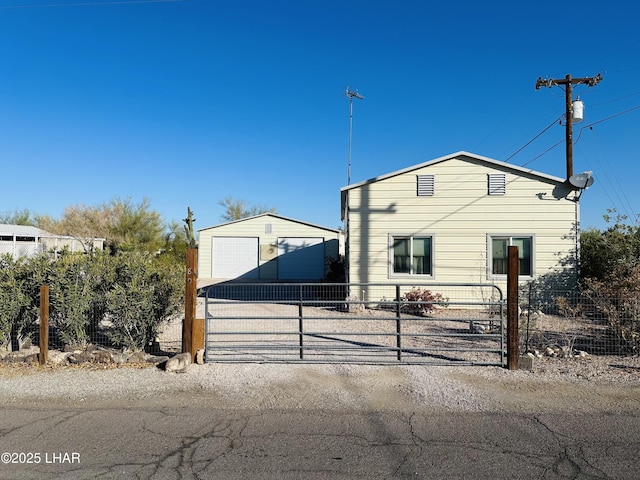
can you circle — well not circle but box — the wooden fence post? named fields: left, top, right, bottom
left=507, top=246, right=519, bottom=370
left=39, top=285, right=49, bottom=366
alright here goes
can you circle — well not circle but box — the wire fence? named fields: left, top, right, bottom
left=3, top=281, right=639, bottom=363
left=520, top=284, right=640, bottom=357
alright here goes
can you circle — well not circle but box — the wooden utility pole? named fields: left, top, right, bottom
left=535, top=73, right=602, bottom=180
left=182, top=208, right=198, bottom=360
left=506, top=246, right=519, bottom=370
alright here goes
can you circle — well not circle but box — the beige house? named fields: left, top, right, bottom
left=340, top=151, right=580, bottom=295
left=198, top=213, right=342, bottom=284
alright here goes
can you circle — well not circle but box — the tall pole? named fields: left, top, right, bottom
left=535, top=73, right=602, bottom=181
left=564, top=75, right=574, bottom=179
left=345, top=87, right=363, bottom=185
left=344, top=87, right=363, bottom=287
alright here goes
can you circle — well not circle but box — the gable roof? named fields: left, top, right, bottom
left=340, top=151, right=566, bottom=194
left=198, top=213, right=340, bottom=234
left=340, top=151, right=568, bottom=218
left=340, top=151, right=569, bottom=220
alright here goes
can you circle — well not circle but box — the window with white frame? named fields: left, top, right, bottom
left=390, top=235, right=433, bottom=276
left=489, top=235, right=533, bottom=276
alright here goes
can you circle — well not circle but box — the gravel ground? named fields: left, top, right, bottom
left=0, top=354, right=638, bottom=413
left=3, top=300, right=638, bottom=413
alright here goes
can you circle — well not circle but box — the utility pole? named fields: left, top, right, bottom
left=345, top=87, right=363, bottom=185
left=535, top=73, right=602, bottom=181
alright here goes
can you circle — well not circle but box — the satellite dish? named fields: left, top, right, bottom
left=569, top=172, right=595, bottom=189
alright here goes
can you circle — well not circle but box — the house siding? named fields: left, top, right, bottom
left=345, top=154, right=577, bottom=295
left=198, top=214, right=341, bottom=282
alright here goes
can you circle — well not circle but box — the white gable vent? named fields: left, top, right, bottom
left=488, top=174, right=506, bottom=195
left=417, top=174, right=435, bottom=196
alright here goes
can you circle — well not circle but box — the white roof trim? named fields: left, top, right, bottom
left=0, top=224, right=106, bottom=242
left=340, top=151, right=566, bottom=192
left=198, top=213, right=340, bottom=234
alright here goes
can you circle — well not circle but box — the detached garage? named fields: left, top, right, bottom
left=198, top=214, right=341, bottom=283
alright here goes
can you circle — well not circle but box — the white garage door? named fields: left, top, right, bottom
left=212, top=237, right=259, bottom=279
left=277, top=237, right=324, bottom=280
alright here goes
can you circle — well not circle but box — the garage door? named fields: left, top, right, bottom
left=212, top=237, right=259, bottom=279
left=277, top=237, right=324, bottom=280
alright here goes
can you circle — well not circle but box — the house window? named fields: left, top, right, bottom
left=488, top=173, right=506, bottom=195
left=390, top=235, right=433, bottom=276
left=489, top=236, right=533, bottom=276
left=417, top=174, right=435, bottom=196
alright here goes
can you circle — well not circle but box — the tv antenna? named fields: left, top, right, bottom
left=345, top=87, right=364, bottom=185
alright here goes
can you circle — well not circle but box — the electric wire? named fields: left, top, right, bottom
left=580, top=128, right=638, bottom=224
left=503, top=116, right=562, bottom=163
left=574, top=104, right=640, bottom=143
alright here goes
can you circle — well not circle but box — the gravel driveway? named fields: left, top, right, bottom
left=0, top=354, right=638, bottom=413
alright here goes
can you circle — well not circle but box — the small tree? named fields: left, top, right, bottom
left=0, top=208, right=37, bottom=226
left=218, top=196, right=277, bottom=221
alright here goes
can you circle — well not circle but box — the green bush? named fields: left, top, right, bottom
left=0, top=254, right=51, bottom=350
left=1, top=249, right=184, bottom=352
left=0, top=255, right=29, bottom=349
left=105, top=252, right=183, bottom=351
left=48, top=253, right=94, bottom=346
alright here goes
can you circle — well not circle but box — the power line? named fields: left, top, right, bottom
left=514, top=103, right=640, bottom=169
left=504, top=116, right=562, bottom=163
left=574, top=104, right=640, bottom=143
left=576, top=132, right=636, bottom=223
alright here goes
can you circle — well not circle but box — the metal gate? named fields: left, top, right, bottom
left=204, top=283, right=505, bottom=365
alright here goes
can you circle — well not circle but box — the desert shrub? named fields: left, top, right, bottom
left=401, top=287, right=447, bottom=316
left=0, top=254, right=52, bottom=350
left=582, top=264, right=640, bottom=354
left=106, top=251, right=183, bottom=351
left=580, top=210, right=640, bottom=281
left=48, top=252, right=94, bottom=346
left=0, top=255, right=30, bottom=349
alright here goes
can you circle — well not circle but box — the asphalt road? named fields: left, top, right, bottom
left=1, top=404, right=639, bottom=479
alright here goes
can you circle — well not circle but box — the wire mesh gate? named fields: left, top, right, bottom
left=204, top=283, right=505, bottom=365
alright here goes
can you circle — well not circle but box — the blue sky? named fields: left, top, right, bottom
left=1, top=0, right=638, bottom=233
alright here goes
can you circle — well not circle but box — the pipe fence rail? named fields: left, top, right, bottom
left=204, top=283, right=505, bottom=365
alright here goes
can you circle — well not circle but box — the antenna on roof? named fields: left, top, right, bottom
left=344, top=87, right=364, bottom=185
